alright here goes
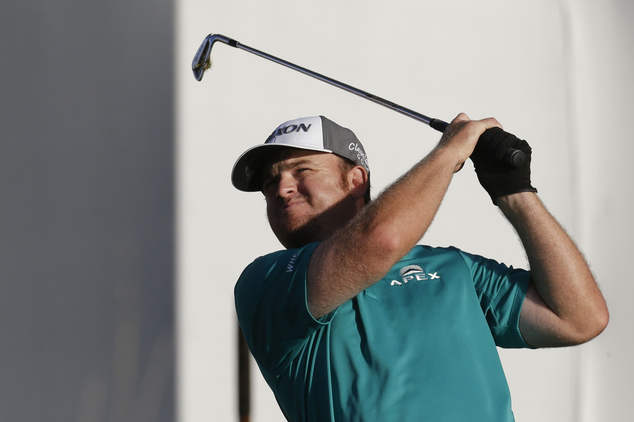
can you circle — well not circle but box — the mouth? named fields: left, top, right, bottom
left=278, top=195, right=308, bottom=212
left=273, top=199, right=312, bottom=231
left=267, top=195, right=314, bottom=235
left=283, top=200, right=305, bottom=211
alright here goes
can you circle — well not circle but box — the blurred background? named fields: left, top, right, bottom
left=1, top=0, right=632, bottom=421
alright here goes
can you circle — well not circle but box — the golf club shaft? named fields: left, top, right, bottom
left=193, top=34, right=448, bottom=130
left=240, top=42, right=448, bottom=132
left=193, top=34, right=526, bottom=168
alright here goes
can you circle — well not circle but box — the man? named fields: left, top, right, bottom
left=232, top=114, right=608, bottom=421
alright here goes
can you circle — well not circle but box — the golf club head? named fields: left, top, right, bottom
left=192, top=34, right=237, bottom=81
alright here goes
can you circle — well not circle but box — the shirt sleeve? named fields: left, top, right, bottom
left=455, top=248, right=533, bottom=349
left=234, top=242, right=336, bottom=376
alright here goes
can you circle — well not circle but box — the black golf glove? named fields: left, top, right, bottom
left=469, top=127, right=537, bottom=205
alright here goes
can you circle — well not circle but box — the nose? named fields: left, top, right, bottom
left=276, top=172, right=297, bottom=198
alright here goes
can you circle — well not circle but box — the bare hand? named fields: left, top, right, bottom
left=437, top=113, right=503, bottom=172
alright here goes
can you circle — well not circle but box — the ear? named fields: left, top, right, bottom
left=348, top=165, right=368, bottom=201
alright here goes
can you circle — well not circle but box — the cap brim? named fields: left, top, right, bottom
left=231, top=143, right=332, bottom=192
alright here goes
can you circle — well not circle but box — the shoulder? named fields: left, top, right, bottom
left=240, top=249, right=291, bottom=277
left=413, top=245, right=507, bottom=271
left=235, top=243, right=321, bottom=306
left=238, top=243, right=320, bottom=284
left=403, top=244, right=467, bottom=263
left=403, top=245, right=526, bottom=281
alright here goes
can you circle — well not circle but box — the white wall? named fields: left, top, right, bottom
left=176, top=0, right=634, bottom=421
left=563, top=1, right=634, bottom=420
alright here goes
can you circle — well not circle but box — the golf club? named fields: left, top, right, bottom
left=192, top=33, right=527, bottom=167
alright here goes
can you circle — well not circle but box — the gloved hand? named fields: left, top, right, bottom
left=469, top=127, right=537, bottom=205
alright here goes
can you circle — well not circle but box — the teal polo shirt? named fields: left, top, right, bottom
left=235, top=243, right=531, bottom=422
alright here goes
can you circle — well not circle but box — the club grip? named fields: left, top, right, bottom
left=429, top=119, right=526, bottom=168
left=482, top=127, right=528, bottom=168
left=503, top=147, right=527, bottom=167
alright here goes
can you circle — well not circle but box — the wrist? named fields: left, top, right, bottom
left=430, top=143, right=469, bottom=173
left=496, top=191, right=541, bottom=215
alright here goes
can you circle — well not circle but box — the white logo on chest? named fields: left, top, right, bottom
left=286, top=253, right=297, bottom=273
left=390, top=265, right=441, bottom=286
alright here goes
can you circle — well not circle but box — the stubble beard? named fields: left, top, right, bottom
left=268, top=166, right=356, bottom=249
left=270, top=205, right=331, bottom=249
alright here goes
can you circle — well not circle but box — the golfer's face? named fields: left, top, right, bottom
left=262, top=150, right=355, bottom=249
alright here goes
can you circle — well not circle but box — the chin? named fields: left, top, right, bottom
left=275, top=222, right=324, bottom=250
left=271, top=207, right=344, bottom=249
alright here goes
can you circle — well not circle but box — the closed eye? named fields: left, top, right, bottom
left=261, top=175, right=278, bottom=193
left=295, top=167, right=313, bottom=176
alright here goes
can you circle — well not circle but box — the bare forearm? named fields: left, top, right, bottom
left=308, top=147, right=457, bottom=317
left=498, top=192, right=609, bottom=346
left=307, top=115, right=500, bottom=318
left=330, top=116, right=496, bottom=273
left=352, top=147, right=457, bottom=257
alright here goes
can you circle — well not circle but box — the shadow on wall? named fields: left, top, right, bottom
left=0, top=0, right=176, bottom=421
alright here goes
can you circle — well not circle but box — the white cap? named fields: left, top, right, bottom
left=231, top=116, right=370, bottom=191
